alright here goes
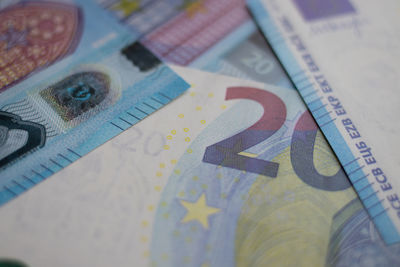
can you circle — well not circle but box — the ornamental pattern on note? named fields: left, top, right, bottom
left=0, top=1, right=83, bottom=92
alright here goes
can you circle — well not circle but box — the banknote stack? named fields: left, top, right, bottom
left=0, top=0, right=399, bottom=266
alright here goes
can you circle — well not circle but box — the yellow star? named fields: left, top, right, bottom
left=179, top=0, right=207, bottom=18
left=112, top=0, right=141, bottom=16
left=180, top=193, right=220, bottom=229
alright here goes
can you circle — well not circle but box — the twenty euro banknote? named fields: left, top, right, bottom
left=0, top=0, right=189, bottom=205
left=97, top=0, right=292, bottom=88
left=247, top=0, right=400, bottom=244
left=0, top=67, right=399, bottom=266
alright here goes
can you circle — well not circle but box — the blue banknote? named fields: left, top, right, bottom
left=247, top=0, right=400, bottom=244
left=0, top=67, right=398, bottom=267
left=97, top=0, right=292, bottom=88
left=0, top=0, right=189, bottom=205
left=149, top=67, right=400, bottom=267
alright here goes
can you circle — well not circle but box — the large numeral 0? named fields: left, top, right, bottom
left=202, top=87, right=286, bottom=177
left=290, top=111, right=351, bottom=191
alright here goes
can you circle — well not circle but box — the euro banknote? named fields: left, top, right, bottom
left=247, top=0, right=400, bottom=244
left=96, top=0, right=292, bottom=88
left=97, top=0, right=253, bottom=66
left=0, top=0, right=189, bottom=206
left=0, top=67, right=398, bottom=267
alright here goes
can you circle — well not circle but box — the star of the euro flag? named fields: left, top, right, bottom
left=180, top=193, right=220, bottom=229
left=112, top=0, right=141, bottom=16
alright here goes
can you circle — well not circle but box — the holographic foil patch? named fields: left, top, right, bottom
left=40, top=71, right=111, bottom=122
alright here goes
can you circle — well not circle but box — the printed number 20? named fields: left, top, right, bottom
left=202, top=87, right=351, bottom=191
left=241, top=51, right=274, bottom=75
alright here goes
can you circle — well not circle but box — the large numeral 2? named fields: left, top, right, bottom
left=202, top=87, right=286, bottom=177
